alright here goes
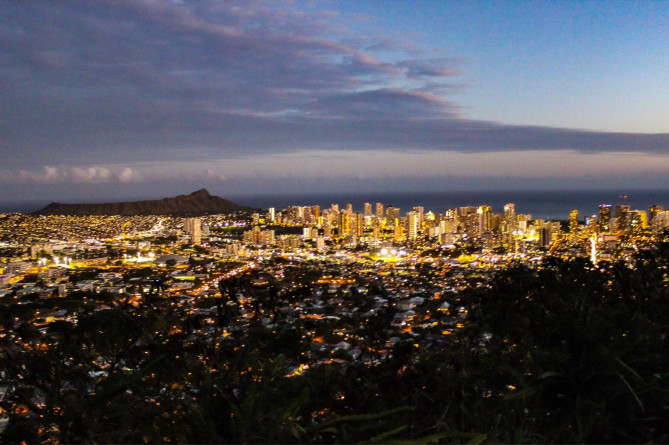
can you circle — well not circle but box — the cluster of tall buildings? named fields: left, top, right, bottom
left=238, top=196, right=669, bottom=252
left=245, top=201, right=547, bottom=248
left=593, top=203, right=665, bottom=235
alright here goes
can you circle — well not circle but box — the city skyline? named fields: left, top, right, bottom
left=2, top=1, right=669, bottom=205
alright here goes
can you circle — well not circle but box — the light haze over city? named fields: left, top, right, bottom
left=2, top=0, right=669, bottom=206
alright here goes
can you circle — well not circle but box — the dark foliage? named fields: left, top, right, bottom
left=1, top=241, right=668, bottom=443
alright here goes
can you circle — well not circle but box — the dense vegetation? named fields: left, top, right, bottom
left=1, top=240, right=668, bottom=443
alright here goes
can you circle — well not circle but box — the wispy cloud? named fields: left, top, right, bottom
left=4, top=165, right=140, bottom=184
left=0, top=0, right=668, bottom=187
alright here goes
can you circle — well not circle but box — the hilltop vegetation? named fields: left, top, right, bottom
left=1, top=238, right=668, bottom=443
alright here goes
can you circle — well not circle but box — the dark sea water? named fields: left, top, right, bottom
left=229, top=189, right=669, bottom=221
left=4, top=190, right=669, bottom=221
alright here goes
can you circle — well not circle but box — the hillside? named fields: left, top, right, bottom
left=33, top=189, right=258, bottom=216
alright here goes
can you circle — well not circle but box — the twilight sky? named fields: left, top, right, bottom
left=2, top=0, right=669, bottom=205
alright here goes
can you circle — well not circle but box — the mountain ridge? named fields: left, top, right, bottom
left=33, top=189, right=258, bottom=216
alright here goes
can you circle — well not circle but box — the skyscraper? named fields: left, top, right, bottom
left=477, top=205, right=492, bottom=236
left=649, top=204, right=664, bottom=225
left=614, top=204, right=630, bottom=232
left=459, top=206, right=478, bottom=237
left=503, top=203, right=516, bottom=232
left=413, top=206, right=424, bottom=227
left=376, top=202, right=384, bottom=219
left=407, top=212, right=419, bottom=240
left=598, top=205, right=612, bottom=233
left=364, top=202, right=372, bottom=216
left=184, top=217, right=201, bottom=245
left=339, top=212, right=350, bottom=237
left=355, top=213, right=364, bottom=237
left=569, top=209, right=579, bottom=233
left=386, top=206, right=400, bottom=221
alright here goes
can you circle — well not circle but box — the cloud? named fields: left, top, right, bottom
left=118, top=167, right=140, bottom=183
left=0, top=0, right=668, bottom=176
left=9, top=165, right=140, bottom=184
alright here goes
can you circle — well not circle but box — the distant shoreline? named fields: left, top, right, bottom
left=4, top=188, right=669, bottom=220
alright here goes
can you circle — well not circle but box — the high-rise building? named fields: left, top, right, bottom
left=376, top=202, right=384, bottom=219
left=268, top=207, right=275, bottom=223
left=459, top=206, right=478, bottom=237
left=394, top=225, right=404, bottom=242
left=629, top=210, right=647, bottom=234
left=539, top=224, right=552, bottom=248
left=598, top=205, right=612, bottom=233
left=386, top=206, right=400, bottom=221
left=413, top=206, right=424, bottom=226
left=355, top=213, right=364, bottom=237
left=339, top=212, right=350, bottom=237
left=569, top=209, right=579, bottom=233
left=503, top=203, right=516, bottom=232
left=364, top=202, right=372, bottom=216
left=346, top=203, right=353, bottom=214
left=614, top=204, right=630, bottom=232
left=650, top=205, right=664, bottom=225
left=184, top=218, right=202, bottom=245
left=331, top=203, right=339, bottom=213
left=477, top=205, right=492, bottom=236
left=407, top=212, right=420, bottom=240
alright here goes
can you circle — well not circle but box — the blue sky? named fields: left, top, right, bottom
left=1, top=0, right=669, bottom=205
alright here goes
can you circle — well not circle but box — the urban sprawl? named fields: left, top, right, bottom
left=1, top=198, right=667, bottom=440
left=0, top=199, right=663, bottom=336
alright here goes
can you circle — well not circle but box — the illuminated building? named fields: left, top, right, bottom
left=413, top=206, right=424, bottom=226
left=268, top=207, right=275, bottom=223
left=339, top=212, right=350, bottom=237
left=242, top=226, right=274, bottom=246
left=649, top=204, right=664, bottom=225
left=184, top=218, right=201, bottom=245
left=459, top=206, right=478, bottom=237
left=598, top=204, right=612, bottom=233
left=629, top=210, right=648, bottom=234
left=477, top=205, right=492, bottom=236
left=346, top=203, right=353, bottom=214
left=386, top=206, right=400, bottom=222
left=569, top=209, right=579, bottom=233
left=394, top=224, right=404, bottom=242
left=504, top=203, right=516, bottom=232
left=615, top=204, right=630, bottom=232
left=536, top=220, right=552, bottom=248
left=364, top=202, right=372, bottom=216
left=376, top=202, right=384, bottom=219
left=355, top=213, right=364, bottom=237
left=516, top=214, right=531, bottom=233
left=407, top=212, right=419, bottom=240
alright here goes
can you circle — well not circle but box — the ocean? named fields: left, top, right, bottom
left=4, top=189, right=669, bottom=221
left=228, top=189, right=669, bottom=221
